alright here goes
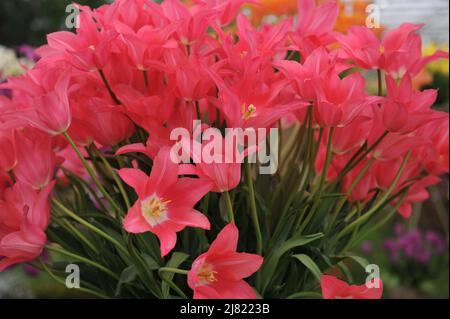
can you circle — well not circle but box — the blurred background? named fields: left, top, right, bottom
left=0, top=0, right=448, bottom=299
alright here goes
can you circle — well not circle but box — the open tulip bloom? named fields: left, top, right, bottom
left=0, top=0, right=448, bottom=300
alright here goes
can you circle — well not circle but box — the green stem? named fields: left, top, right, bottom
left=298, top=128, right=334, bottom=234
left=245, top=160, right=263, bottom=255
left=341, top=189, right=408, bottom=254
left=326, top=157, right=376, bottom=234
left=45, top=245, right=119, bottom=281
left=377, top=69, right=383, bottom=96
left=143, top=70, right=149, bottom=88
left=61, top=167, right=109, bottom=213
left=52, top=198, right=128, bottom=256
left=315, top=127, right=334, bottom=196
left=63, top=132, right=123, bottom=214
left=224, top=191, right=235, bottom=224
left=158, top=267, right=189, bottom=276
left=51, top=213, right=100, bottom=255
left=195, top=100, right=201, bottom=120
left=7, top=170, right=15, bottom=183
left=91, top=145, right=131, bottom=210
left=99, top=69, right=121, bottom=105
left=40, top=259, right=108, bottom=299
left=332, top=131, right=388, bottom=187
left=278, top=119, right=283, bottom=175
left=337, top=151, right=411, bottom=240
left=287, top=291, right=322, bottom=299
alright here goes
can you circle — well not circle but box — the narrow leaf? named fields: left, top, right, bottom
left=292, top=254, right=322, bottom=282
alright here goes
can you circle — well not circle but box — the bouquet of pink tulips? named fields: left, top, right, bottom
left=0, top=0, right=448, bottom=299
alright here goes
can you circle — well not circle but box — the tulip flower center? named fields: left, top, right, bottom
left=242, top=103, right=257, bottom=120
left=197, top=263, right=218, bottom=286
left=141, top=194, right=170, bottom=226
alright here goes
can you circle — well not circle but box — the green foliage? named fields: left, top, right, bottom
left=0, top=0, right=108, bottom=46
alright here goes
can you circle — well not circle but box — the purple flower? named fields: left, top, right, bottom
left=361, top=241, right=373, bottom=254
left=394, top=223, right=405, bottom=236
left=17, top=45, right=40, bottom=62
left=415, top=250, right=432, bottom=264
left=0, top=80, right=12, bottom=98
left=426, top=230, right=446, bottom=254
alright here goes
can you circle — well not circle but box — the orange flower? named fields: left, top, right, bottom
left=247, top=0, right=384, bottom=38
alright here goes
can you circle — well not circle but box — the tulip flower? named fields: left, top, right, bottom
left=336, top=23, right=448, bottom=78
left=118, top=147, right=212, bottom=256
left=0, top=129, right=17, bottom=172
left=292, top=0, right=339, bottom=59
left=85, top=104, right=135, bottom=146
left=188, top=223, right=263, bottom=299
left=177, top=134, right=257, bottom=193
left=1, top=68, right=72, bottom=136
left=14, top=130, right=58, bottom=190
left=0, top=181, right=54, bottom=272
left=321, top=274, right=383, bottom=299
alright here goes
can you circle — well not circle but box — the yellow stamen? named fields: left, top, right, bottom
left=197, top=263, right=218, bottom=286
left=242, top=103, right=257, bottom=120
left=141, top=194, right=170, bottom=226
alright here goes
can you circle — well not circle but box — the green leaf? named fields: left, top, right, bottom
left=292, top=254, right=322, bottom=282
left=331, top=254, right=370, bottom=270
left=218, top=193, right=230, bottom=223
left=161, top=252, right=189, bottom=298
left=287, top=291, right=322, bottom=299
left=259, top=232, right=324, bottom=294
left=115, top=265, right=137, bottom=296
left=345, top=254, right=370, bottom=270
left=142, top=253, right=160, bottom=270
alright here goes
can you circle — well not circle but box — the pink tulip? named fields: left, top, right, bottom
left=321, top=274, right=383, bottom=299
left=0, top=129, right=17, bottom=172
left=194, top=0, right=257, bottom=26
left=14, top=130, right=58, bottom=190
left=178, top=136, right=256, bottom=193
left=292, top=0, right=339, bottom=59
left=1, top=67, right=72, bottom=136
left=377, top=75, right=445, bottom=133
left=118, top=147, right=212, bottom=256
left=41, top=9, right=117, bottom=72
left=336, top=23, right=448, bottom=77
left=85, top=104, right=135, bottom=146
left=188, top=223, right=263, bottom=299
left=0, top=181, right=54, bottom=272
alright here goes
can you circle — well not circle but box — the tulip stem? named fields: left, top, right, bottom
left=52, top=198, right=128, bottom=256
left=143, top=70, right=149, bottom=88
left=90, top=144, right=131, bottom=210
left=315, top=127, right=334, bottom=196
left=337, top=151, right=411, bottom=240
left=377, top=69, right=383, bottom=96
left=300, top=128, right=334, bottom=233
left=99, top=69, right=121, bottom=105
left=224, top=191, right=235, bottom=224
left=40, top=259, right=108, bottom=299
left=7, top=170, right=15, bottom=183
left=45, top=244, right=119, bottom=281
left=158, top=267, right=189, bottom=299
left=158, top=267, right=189, bottom=275
left=325, top=157, right=376, bottom=235
left=331, top=130, right=388, bottom=188
left=63, top=132, right=123, bottom=214
left=245, top=160, right=263, bottom=255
